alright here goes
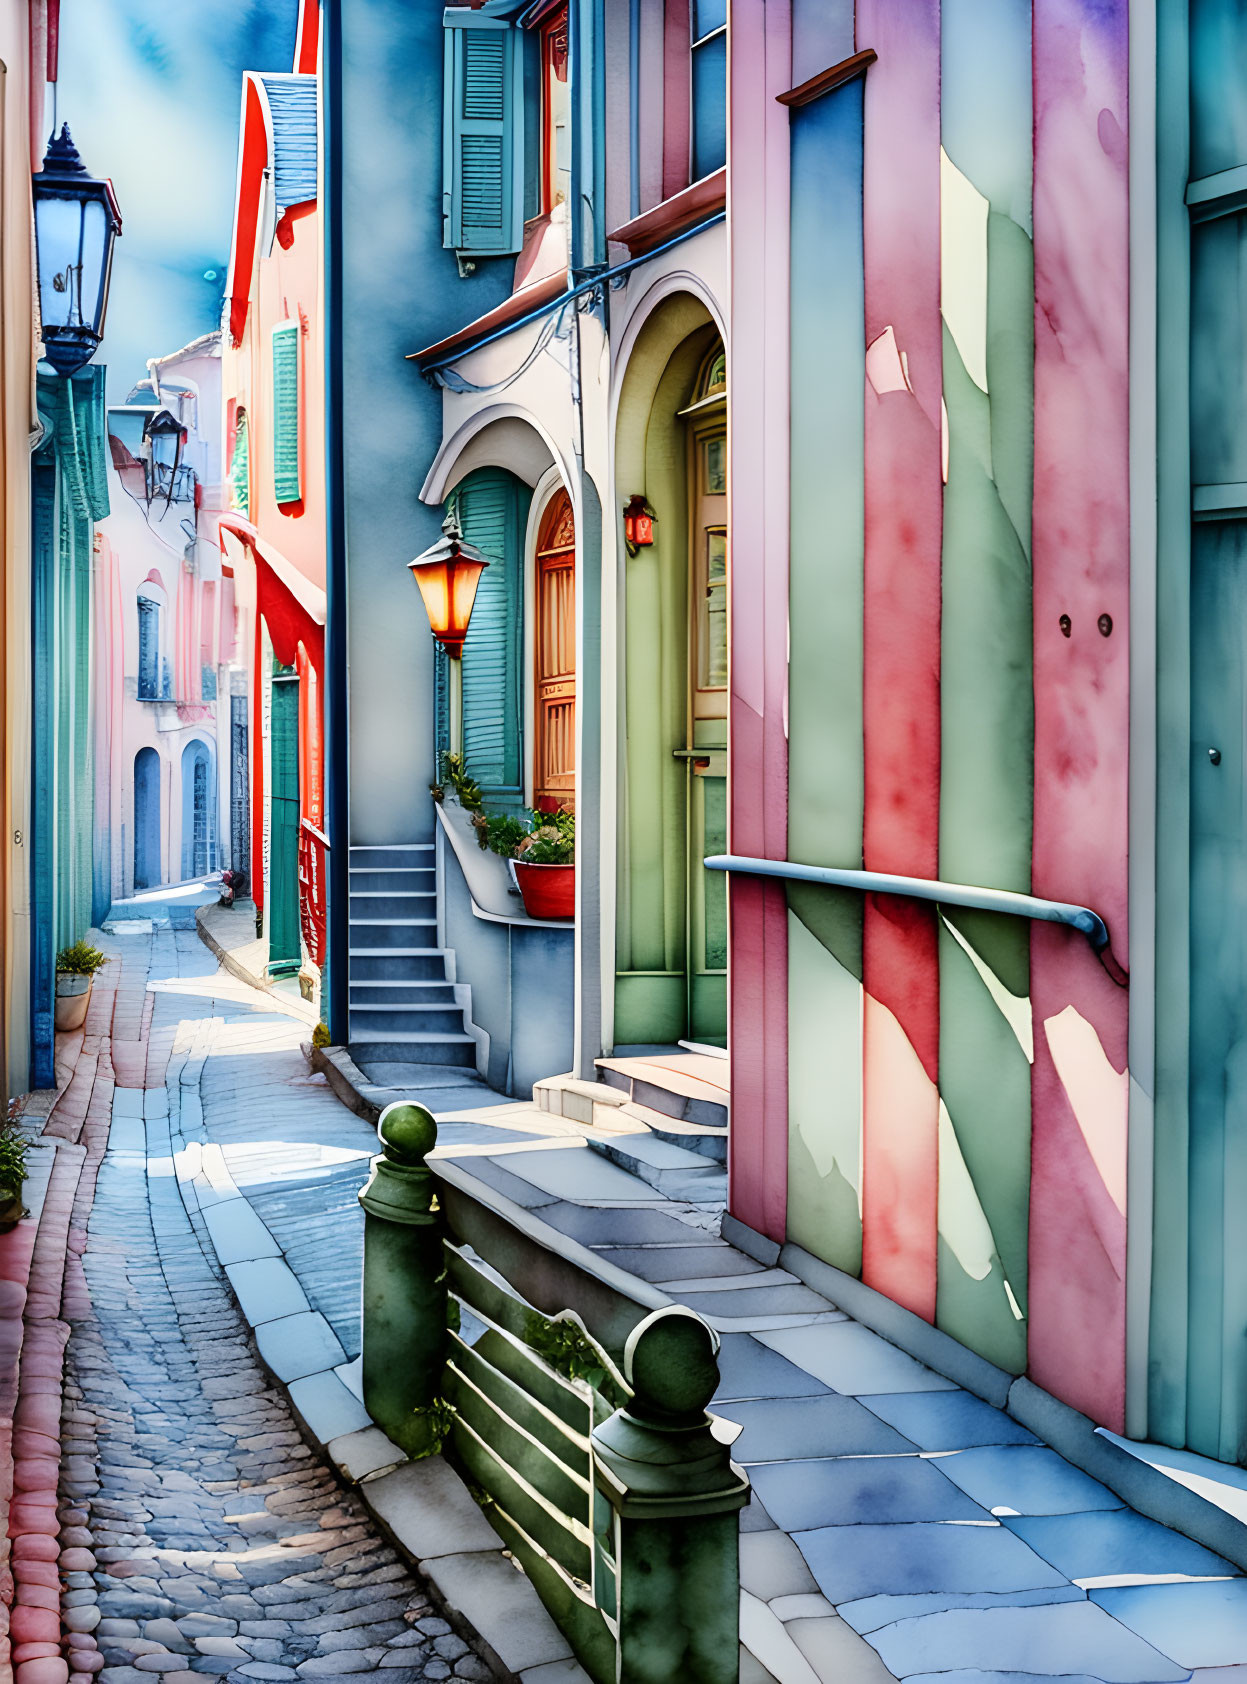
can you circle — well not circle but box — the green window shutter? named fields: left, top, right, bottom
left=272, top=322, right=301, bottom=505
left=442, top=12, right=523, bottom=256
left=457, top=469, right=526, bottom=795
left=229, top=410, right=250, bottom=519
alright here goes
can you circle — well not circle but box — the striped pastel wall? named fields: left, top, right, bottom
left=771, top=0, right=1131, bottom=1429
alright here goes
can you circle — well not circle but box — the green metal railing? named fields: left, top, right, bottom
left=359, top=1103, right=749, bottom=1684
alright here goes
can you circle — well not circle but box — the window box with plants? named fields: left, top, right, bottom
left=432, top=756, right=574, bottom=921
left=55, top=940, right=109, bottom=1033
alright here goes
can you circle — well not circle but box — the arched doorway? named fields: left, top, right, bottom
left=180, top=740, right=216, bottom=880
left=614, top=298, right=727, bottom=1047
left=534, top=489, right=576, bottom=811
left=134, top=747, right=161, bottom=890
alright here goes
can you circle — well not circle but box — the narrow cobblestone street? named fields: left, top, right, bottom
left=44, top=928, right=489, bottom=1684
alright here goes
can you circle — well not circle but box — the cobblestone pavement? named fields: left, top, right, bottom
left=56, top=930, right=491, bottom=1684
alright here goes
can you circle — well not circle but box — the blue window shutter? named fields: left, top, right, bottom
left=457, top=469, right=526, bottom=795
left=443, top=12, right=523, bottom=255
left=272, top=322, right=301, bottom=504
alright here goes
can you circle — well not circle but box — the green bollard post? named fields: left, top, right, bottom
left=591, top=1307, right=750, bottom=1684
left=358, top=1101, right=447, bottom=1458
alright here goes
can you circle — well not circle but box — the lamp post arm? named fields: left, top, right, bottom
left=448, top=653, right=463, bottom=760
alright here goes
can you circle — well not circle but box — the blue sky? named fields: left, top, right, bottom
left=55, top=0, right=296, bottom=399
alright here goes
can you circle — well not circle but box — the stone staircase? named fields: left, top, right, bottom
left=347, top=843, right=477, bottom=1070
left=534, top=1049, right=730, bottom=1202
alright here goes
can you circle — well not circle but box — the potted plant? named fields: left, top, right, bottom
left=430, top=756, right=575, bottom=920
left=0, top=1105, right=27, bottom=1233
left=55, top=939, right=108, bottom=1032
left=500, top=808, right=575, bottom=920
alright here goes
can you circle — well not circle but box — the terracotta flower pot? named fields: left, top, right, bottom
left=54, top=973, right=93, bottom=1032
left=513, top=860, right=575, bottom=920
left=0, top=1187, right=24, bottom=1232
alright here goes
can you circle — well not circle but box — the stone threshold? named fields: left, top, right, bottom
left=153, top=1052, right=591, bottom=1684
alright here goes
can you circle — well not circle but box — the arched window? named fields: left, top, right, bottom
left=137, top=577, right=168, bottom=701
left=687, top=340, right=728, bottom=701
left=137, top=598, right=159, bottom=699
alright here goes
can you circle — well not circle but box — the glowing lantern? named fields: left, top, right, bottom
left=623, top=494, right=655, bottom=555
left=407, top=508, right=489, bottom=660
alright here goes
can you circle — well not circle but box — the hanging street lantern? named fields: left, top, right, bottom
left=142, top=408, right=189, bottom=510
left=408, top=507, right=489, bottom=759
left=623, top=493, right=655, bottom=556
left=408, top=507, right=489, bottom=659
left=32, top=125, right=123, bottom=377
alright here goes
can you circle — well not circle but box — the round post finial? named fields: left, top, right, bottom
left=624, top=1306, right=719, bottom=1425
left=378, top=1101, right=437, bottom=1165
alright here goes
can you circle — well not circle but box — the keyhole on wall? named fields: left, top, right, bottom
left=1098, top=613, right=1113, bottom=637
left=1059, top=615, right=1072, bottom=638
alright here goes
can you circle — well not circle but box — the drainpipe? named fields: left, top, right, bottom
left=322, top=0, right=350, bottom=1042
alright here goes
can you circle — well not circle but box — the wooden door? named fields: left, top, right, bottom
left=535, top=491, right=576, bottom=810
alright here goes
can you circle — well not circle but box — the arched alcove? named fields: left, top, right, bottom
left=134, top=748, right=161, bottom=890
left=613, top=291, right=727, bottom=1046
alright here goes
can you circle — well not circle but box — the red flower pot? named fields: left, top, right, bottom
left=513, top=861, right=574, bottom=920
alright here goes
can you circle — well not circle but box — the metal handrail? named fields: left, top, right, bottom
left=705, top=854, right=1122, bottom=971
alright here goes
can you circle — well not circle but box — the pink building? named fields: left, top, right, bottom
left=95, top=334, right=242, bottom=905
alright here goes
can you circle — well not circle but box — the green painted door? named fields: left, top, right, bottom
left=269, top=676, right=301, bottom=974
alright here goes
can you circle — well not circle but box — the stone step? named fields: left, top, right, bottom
left=348, top=891, right=437, bottom=920
left=349, top=1003, right=467, bottom=1036
left=533, top=1072, right=635, bottom=1131
left=595, top=1055, right=728, bottom=1129
left=347, top=1031, right=477, bottom=1067
left=349, top=843, right=433, bottom=870
left=618, top=1099, right=728, bottom=1163
left=585, top=1131, right=727, bottom=1201
left=348, top=918, right=438, bottom=949
left=348, top=948, right=449, bottom=981
left=349, top=867, right=436, bottom=894
left=349, top=979, right=458, bottom=1006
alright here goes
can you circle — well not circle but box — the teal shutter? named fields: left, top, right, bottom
left=272, top=322, right=301, bottom=504
left=457, top=469, right=527, bottom=796
left=442, top=12, right=523, bottom=255
left=230, top=410, right=250, bottom=518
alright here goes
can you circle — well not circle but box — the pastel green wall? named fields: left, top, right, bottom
left=934, top=0, right=1034, bottom=1376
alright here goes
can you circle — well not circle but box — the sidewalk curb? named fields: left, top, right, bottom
left=308, top=1044, right=386, bottom=1124
left=194, top=900, right=274, bottom=996
left=154, top=1040, right=590, bottom=1684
